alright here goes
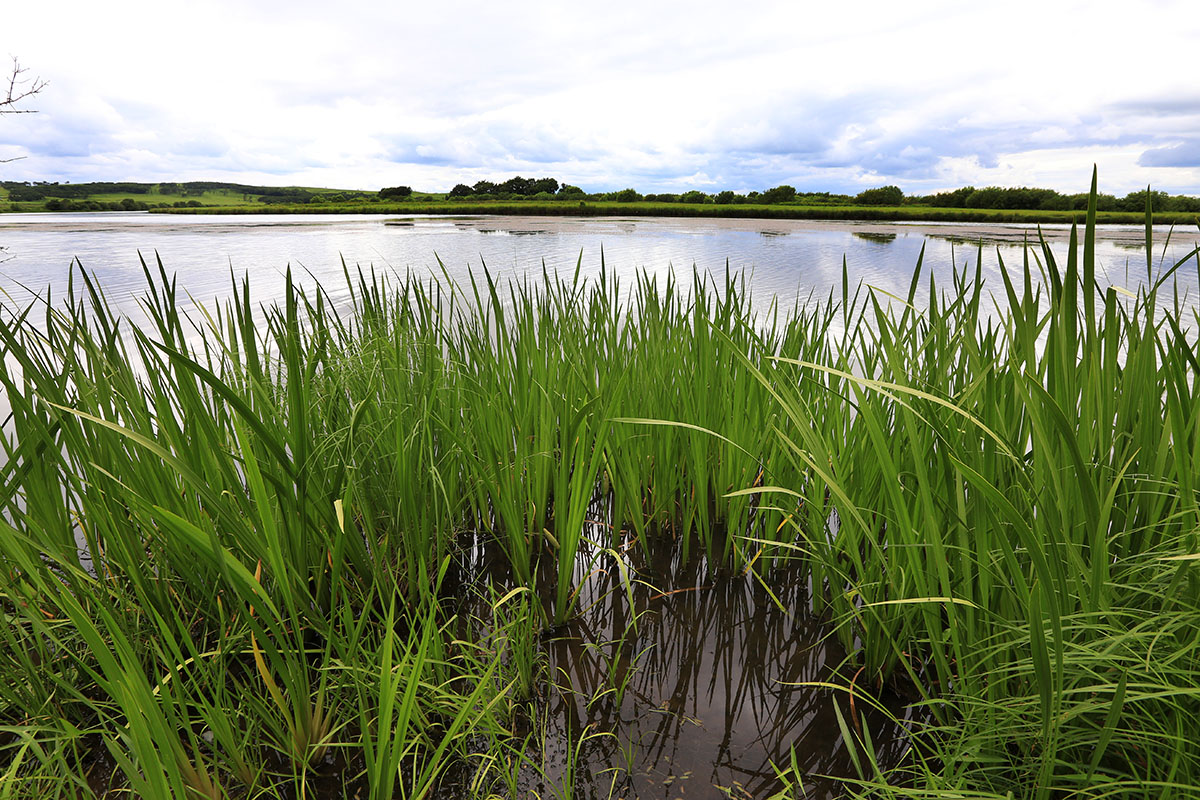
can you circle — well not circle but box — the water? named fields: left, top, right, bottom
left=3, top=212, right=1197, bottom=322
left=452, top=533, right=914, bottom=800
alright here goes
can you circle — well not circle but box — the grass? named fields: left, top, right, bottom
left=7, top=180, right=1197, bottom=223
left=105, top=190, right=264, bottom=206
left=0, top=183, right=375, bottom=212
left=1, top=172, right=1198, bottom=798
left=152, top=197, right=1200, bottom=225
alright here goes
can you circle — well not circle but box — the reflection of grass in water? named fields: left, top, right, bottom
left=521, top=544, right=908, bottom=799
left=926, top=232, right=1004, bottom=247
left=2, top=176, right=1199, bottom=799
left=478, top=228, right=549, bottom=236
left=851, top=231, right=897, bottom=244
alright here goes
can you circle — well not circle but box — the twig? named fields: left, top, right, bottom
left=1, top=57, right=47, bottom=114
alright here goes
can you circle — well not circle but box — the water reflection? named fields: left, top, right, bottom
left=851, top=231, right=897, bottom=244
left=2, top=213, right=1197, bottom=323
left=548, top=556, right=909, bottom=798
left=454, top=533, right=912, bottom=800
left=478, top=229, right=549, bottom=236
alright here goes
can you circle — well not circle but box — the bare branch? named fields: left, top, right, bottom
left=2, top=57, right=47, bottom=114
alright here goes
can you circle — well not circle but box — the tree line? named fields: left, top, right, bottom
left=6, top=178, right=1198, bottom=212
left=3, top=181, right=153, bottom=201
left=380, top=178, right=1200, bottom=211
left=916, top=185, right=1200, bottom=213
left=0, top=180, right=378, bottom=205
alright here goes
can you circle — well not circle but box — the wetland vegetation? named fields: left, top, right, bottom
left=1, top=180, right=1199, bottom=798
left=5, top=178, right=1200, bottom=226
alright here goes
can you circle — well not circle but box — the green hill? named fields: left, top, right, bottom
left=0, top=180, right=384, bottom=211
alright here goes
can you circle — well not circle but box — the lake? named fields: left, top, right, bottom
left=2, top=212, right=1198, bottom=323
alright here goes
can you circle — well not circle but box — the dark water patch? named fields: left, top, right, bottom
left=453, top=534, right=915, bottom=799
left=477, top=228, right=550, bottom=236
left=852, top=231, right=897, bottom=245
left=925, top=233, right=990, bottom=247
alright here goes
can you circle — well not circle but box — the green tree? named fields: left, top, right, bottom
left=854, top=185, right=904, bottom=206
left=761, top=185, right=796, bottom=204
left=1119, top=188, right=1173, bottom=212
left=449, top=183, right=474, bottom=198
left=1067, top=192, right=1118, bottom=211
left=379, top=186, right=413, bottom=200
left=925, top=186, right=975, bottom=207
left=499, top=176, right=533, bottom=195
left=964, top=187, right=1003, bottom=208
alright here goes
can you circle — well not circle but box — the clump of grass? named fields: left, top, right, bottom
left=762, top=171, right=1200, bottom=798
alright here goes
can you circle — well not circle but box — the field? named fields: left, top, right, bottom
left=158, top=198, right=1200, bottom=225
left=1, top=181, right=1199, bottom=798
left=5, top=181, right=1200, bottom=225
left=0, top=183, right=376, bottom=213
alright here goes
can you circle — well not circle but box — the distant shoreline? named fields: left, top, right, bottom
left=147, top=200, right=1200, bottom=227
left=5, top=179, right=1198, bottom=225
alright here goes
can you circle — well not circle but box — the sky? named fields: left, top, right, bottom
left=3, top=0, right=1200, bottom=197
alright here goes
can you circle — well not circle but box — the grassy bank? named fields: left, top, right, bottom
left=6, top=179, right=1197, bottom=224
left=0, top=182, right=381, bottom=212
left=154, top=198, right=1200, bottom=225
left=2, top=178, right=1199, bottom=798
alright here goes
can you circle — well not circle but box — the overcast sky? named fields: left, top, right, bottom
left=4, top=0, right=1199, bottom=196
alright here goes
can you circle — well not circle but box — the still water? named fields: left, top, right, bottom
left=452, top=536, right=914, bottom=800
left=2, top=212, right=1198, bottom=320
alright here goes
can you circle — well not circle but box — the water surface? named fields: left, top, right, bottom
left=452, top=535, right=913, bottom=800
left=3, top=212, right=1197, bottom=320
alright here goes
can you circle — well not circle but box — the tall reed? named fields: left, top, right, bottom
left=760, top=173, right=1200, bottom=798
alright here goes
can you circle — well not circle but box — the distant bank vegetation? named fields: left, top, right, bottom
left=410, top=176, right=1200, bottom=213
left=0, top=180, right=382, bottom=211
left=3, top=176, right=1199, bottom=217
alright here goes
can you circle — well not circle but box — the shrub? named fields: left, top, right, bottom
left=379, top=186, right=413, bottom=200
left=854, top=185, right=904, bottom=206
left=761, top=185, right=796, bottom=204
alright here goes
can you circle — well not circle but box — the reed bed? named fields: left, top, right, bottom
left=1, top=178, right=1198, bottom=798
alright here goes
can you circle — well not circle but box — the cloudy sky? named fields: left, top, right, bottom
left=4, top=0, right=1199, bottom=197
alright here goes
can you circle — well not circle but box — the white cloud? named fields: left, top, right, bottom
left=3, top=0, right=1199, bottom=196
